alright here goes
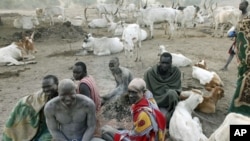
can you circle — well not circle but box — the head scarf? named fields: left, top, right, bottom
left=128, top=78, right=146, bottom=93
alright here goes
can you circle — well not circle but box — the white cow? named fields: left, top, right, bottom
left=82, top=33, right=123, bottom=56
left=13, top=16, right=39, bottom=29
left=0, top=32, right=37, bottom=66
left=121, top=24, right=143, bottom=67
left=36, top=6, right=65, bottom=25
left=175, top=5, right=204, bottom=36
left=135, top=7, right=177, bottom=39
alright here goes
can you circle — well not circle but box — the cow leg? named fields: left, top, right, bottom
left=95, top=50, right=111, bottom=56
left=149, top=24, right=154, bottom=39
left=5, top=57, right=37, bottom=66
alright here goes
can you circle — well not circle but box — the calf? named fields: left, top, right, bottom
left=194, top=59, right=208, bottom=70
left=36, top=6, right=65, bottom=25
left=0, top=32, right=37, bottom=66
left=192, top=66, right=224, bottom=91
left=121, top=23, right=143, bottom=66
left=82, top=33, right=123, bottom=56
left=180, top=87, right=225, bottom=113
left=13, top=16, right=39, bottom=29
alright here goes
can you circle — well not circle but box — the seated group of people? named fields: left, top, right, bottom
left=2, top=52, right=182, bottom=141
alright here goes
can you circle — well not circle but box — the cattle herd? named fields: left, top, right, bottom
left=1, top=0, right=250, bottom=140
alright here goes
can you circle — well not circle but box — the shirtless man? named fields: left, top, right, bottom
left=44, top=79, right=102, bottom=141
left=101, top=57, right=133, bottom=105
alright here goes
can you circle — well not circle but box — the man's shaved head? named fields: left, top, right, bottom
left=58, top=79, right=76, bottom=95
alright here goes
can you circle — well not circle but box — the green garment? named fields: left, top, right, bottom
left=2, top=90, right=52, bottom=141
left=228, top=18, right=250, bottom=116
left=144, top=64, right=182, bottom=125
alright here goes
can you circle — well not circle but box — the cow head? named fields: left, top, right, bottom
left=16, top=31, right=37, bottom=55
left=82, top=33, right=94, bottom=51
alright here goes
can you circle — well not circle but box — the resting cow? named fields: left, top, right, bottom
left=0, top=32, right=37, bottom=66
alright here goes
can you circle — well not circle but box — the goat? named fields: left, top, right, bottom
left=169, top=90, right=208, bottom=141
left=13, top=16, right=39, bottom=30
left=192, top=66, right=224, bottom=91
left=158, top=45, right=192, bottom=67
left=196, top=86, right=224, bottom=113
left=180, top=87, right=225, bottom=114
left=194, top=59, right=208, bottom=70
left=82, top=33, right=123, bottom=56
left=36, top=6, right=65, bottom=25
left=0, top=32, right=37, bottom=66
left=208, top=113, right=250, bottom=141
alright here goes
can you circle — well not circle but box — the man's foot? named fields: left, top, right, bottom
left=220, top=67, right=228, bottom=71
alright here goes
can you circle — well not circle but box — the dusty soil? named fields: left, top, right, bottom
left=0, top=7, right=238, bottom=140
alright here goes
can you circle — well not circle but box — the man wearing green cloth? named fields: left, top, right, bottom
left=228, top=18, right=250, bottom=116
left=2, top=75, right=59, bottom=141
left=144, top=52, right=182, bottom=128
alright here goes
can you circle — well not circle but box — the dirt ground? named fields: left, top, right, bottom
left=0, top=6, right=239, bottom=140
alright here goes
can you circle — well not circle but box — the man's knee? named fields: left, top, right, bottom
left=166, top=89, right=179, bottom=99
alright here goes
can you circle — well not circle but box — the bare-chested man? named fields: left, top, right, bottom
left=101, top=57, right=133, bottom=105
left=44, top=79, right=104, bottom=141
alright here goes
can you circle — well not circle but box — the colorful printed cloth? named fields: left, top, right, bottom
left=228, top=18, right=250, bottom=116
left=2, top=90, right=52, bottom=141
left=113, top=98, right=166, bottom=141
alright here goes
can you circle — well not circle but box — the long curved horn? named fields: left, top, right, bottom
left=84, top=7, right=88, bottom=21
left=113, top=7, right=119, bottom=15
left=104, top=6, right=111, bottom=23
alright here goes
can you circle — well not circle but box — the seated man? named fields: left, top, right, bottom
left=144, top=52, right=182, bottom=128
left=2, top=75, right=59, bottom=141
left=102, top=57, right=133, bottom=105
left=72, top=61, right=101, bottom=111
left=101, top=78, right=166, bottom=141
left=44, top=79, right=104, bottom=141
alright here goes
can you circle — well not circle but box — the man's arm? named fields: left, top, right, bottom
left=44, top=102, right=67, bottom=141
left=79, top=83, right=91, bottom=98
left=81, top=100, right=96, bottom=141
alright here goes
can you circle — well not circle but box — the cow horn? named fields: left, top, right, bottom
left=143, top=0, right=148, bottom=9
left=84, top=7, right=88, bottom=21
left=31, top=31, right=35, bottom=40
left=113, top=7, right=119, bottom=15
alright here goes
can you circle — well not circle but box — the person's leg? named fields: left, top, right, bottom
left=221, top=54, right=234, bottom=71
left=100, top=125, right=118, bottom=141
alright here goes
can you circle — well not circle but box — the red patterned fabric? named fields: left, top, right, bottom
left=114, top=97, right=166, bottom=141
left=78, top=75, right=101, bottom=111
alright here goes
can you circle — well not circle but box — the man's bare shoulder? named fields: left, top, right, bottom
left=120, top=66, right=132, bottom=74
left=76, top=94, right=95, bottom=107
left=44, top=97, right=60, bottom=111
